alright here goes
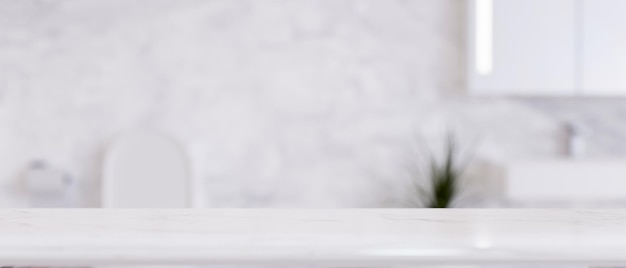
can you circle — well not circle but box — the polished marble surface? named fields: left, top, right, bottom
left=1, top=210, right=626, bottom=266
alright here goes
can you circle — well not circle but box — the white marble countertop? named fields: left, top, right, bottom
left=1, top=209, right=626, bottom=266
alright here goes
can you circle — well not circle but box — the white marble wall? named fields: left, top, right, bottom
left=0, top=0, right=599, bottom=208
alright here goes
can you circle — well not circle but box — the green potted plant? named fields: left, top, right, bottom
left=407, top=132, right=476, bottom=208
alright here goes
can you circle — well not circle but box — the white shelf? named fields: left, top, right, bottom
left=2, top=210, right=626, bottom=266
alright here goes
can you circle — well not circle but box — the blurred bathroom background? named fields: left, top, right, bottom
left=1, top=0, right=624, bottom=209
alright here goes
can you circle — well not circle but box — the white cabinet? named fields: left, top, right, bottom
left=468, top=0, right=626, bottom=96
left=468, top=0, right=577, bottom=96
left=582, top=0, right=626, bottom=95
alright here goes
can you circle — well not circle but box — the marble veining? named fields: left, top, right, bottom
left=1, top=210, right=626, bottom=266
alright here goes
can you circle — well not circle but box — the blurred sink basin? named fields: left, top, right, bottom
left=505, top=159, right=626, bottom=201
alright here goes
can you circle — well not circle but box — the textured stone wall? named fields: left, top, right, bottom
left=0, top=0, right=611, bottom=208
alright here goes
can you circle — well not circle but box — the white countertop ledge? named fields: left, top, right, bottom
left=1, top=209, right=626, bottom=266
